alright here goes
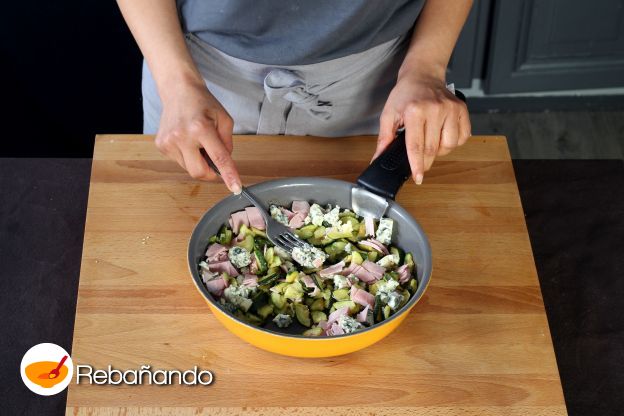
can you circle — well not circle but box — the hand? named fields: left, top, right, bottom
left=375, top=70, right=471, bottom=184
left=154, top=77, right=242, bottom=193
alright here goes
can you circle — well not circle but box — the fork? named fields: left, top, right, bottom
left=201, top=151, right=308, bottom=253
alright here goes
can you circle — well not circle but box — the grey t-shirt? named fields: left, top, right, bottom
left=177, top=0, right=424, bottom=65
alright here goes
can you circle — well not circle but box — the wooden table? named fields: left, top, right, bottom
left=67, top=135, right=567, bottom=415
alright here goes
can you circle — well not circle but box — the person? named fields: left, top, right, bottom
left=118, top=0, right=472, bottom=194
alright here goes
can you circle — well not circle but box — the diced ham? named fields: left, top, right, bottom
left=327, top=306, right=350, bottom=325
left=288, top=212, right=306, bottom=229
left=204, top=276, right=229, bottom=297
left=350, top=286, right=375, bottom=308
left=356, top=305, right=370, bottom=323
left=280, top=207, right=295, bottom=220
left=319, top=260, right=345, bottom=277
left=318, top=320, right=329, bottom=330
left=301, top=274, right=320, bottom=297
left=291, top=200, right=310, bottom=217
left=326, top=322, right=345, bottom=336
left=249, top=255, right=259, bottom=274
left=396, top=264, right=411, bottom=283
left=352, top=266, right=377, bottom=283
left=245, top=207, right=266, bottom=230
left=340, top=262, right=361, bottom=276
left=205, top=243, right=228, bottom=262
left=242, top=274, right=258, bottom=287
left=359, top=239, right=389, bottom=255
left=364, top=216, right=375, bottom=236
left=362, top=260, right=385, bottom=279
left=229, top=210, right=249, bottom=234
left=369, top=239, right=390, bottom=255
left=208, top=260, right=240, bottom=277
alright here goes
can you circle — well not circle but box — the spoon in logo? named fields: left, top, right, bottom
left=38, top=355, right=68, bottom=379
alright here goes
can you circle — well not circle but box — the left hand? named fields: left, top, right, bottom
left=374, top=70, right=471, bottom=184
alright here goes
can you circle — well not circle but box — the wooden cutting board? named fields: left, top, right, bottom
left=66, top=135, right=567, bottom=415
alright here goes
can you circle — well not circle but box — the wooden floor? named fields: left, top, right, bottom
left=472, top=111, right=624, bottom=160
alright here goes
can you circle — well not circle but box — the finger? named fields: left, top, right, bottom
left=438, top=109, right=459, bottom=157
left=404, top=108, right=425, bottom=185
left=373, top=111, right=398, bottom=161
left=180, top=144, right=218, bottom=182
left=216, top=111, right=234, bottom=154
left=423, top=111, right=443, bottom=171
left=458, top=103, right=471, bottom=146
left=197, top=125, right=242, bottom=194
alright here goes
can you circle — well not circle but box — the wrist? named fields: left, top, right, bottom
left=154, top=62, right=205, bottom=102
left=398, top=57, right=447, bottom=84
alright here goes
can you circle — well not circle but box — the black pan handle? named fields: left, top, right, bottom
left=356, top=89, right=467, bottom=200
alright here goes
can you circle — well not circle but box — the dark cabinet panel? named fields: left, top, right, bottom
left=447, top=0, right=492, bottom=88
left=486, top=0, right=624, bottom=93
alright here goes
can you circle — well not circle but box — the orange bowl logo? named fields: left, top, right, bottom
left=20, top=343, right=73, bottom=396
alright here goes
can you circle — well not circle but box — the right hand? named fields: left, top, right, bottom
left=155, top=78, right=242, bottom=194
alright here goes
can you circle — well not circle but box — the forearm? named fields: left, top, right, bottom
left=117, top=0, right=203, bottom=99
left=400, top=0, right=473, bottom=80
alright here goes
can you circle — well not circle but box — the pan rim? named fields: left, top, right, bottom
left=187, top=176, right=431, bottom=340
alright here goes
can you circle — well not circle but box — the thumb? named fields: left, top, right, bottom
left=372, top=111, right=397, bottom=161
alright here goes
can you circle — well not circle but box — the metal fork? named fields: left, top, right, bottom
left=201, top=151, right=308, bottom=253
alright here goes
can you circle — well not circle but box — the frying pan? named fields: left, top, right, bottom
left=188, top=91, right=465, bottom=357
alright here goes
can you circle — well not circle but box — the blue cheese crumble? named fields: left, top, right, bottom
left=376, top=253, right=399, bottom=268
left=273, top=313, right=293, bottom=328
left=269, top=204, right=289, bottom=225
left=292, top=244, right=327, bottom=268
left=375, top=218, right=394, bottom=245
left=376, top=279, right=402, bottom=310
left=324, top=206, right=341, bottom=227
left=332, top=274, right=350, bottom=289
left=338, top=315, right=364, bottom=334
left=308, top=203, right=325, bottom=226
left=228, top=246, right=251, bottom=268
left=223, top=285, right=253, bottom=312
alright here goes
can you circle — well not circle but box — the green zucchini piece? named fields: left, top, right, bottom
left=208, top=235, right=217, bottom=244
left=302, top=326, right=323, bottom=336
left=310, top=298, right=325, bottom=311
left=374, top=294, right=383, bottom=322
left=283, top=282, right=304, bottom=301
left=294, top=303, right=311, bottom=327
left=257, top=303, right=274, bottom=319
left=295, top=224, right=317, bottom=239
left=250, top=291, right=269, bottom=314
left=332, top=288, right=350, bottom=301
left=404, top=252, right=415, bottom=272
left=389, top=246, right=405, bottom=265
left=270, top=291, right=286, bottom=309
left=251, top=227, right=267, bottom=238
left=235, top=234, right=254, bottom=252
left=313, top=226, right=326, bottom=239
left=350, top=251, right=364, bottom=265
left=269, top=255, right=282, bottom=269
left=382, top=305, right=392, bottom=320
left=367, top=251, right=379, bottom=262
left=264, top=247, right=275, bottom=266
left=244, top=313, right=263, bottom=326
left=257, top=272, right=280, bottom=286
left=285, top=271, right=299, bottom=283
left=253, top=236, right=268, bottom=250
left=408, top=278, right=418, bottom=294
left=324, top=241, right=347, bottom=257
left=253, top=248, right=268, bottom=274
left=311, top=310, right=327, bottom=323
left=217, top=225, right=233, bottom=245
left=333, top=300, right=358, bottom=314
left=238, top=224, right=252, bottom=237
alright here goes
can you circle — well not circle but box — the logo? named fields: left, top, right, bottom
left=20, top=343, right=74, bottom=396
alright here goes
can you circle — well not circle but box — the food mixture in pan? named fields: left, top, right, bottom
left=198, top=200, right=418, bottom=336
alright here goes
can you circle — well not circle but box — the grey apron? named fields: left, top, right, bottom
left=142, top=33, right=408, bottom=136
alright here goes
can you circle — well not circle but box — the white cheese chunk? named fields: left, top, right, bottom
left=273, top=313, right=293, bottom=328
left=228, top=246, right=251, bottom=268
left=375, top=218, right=394, bottom=245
